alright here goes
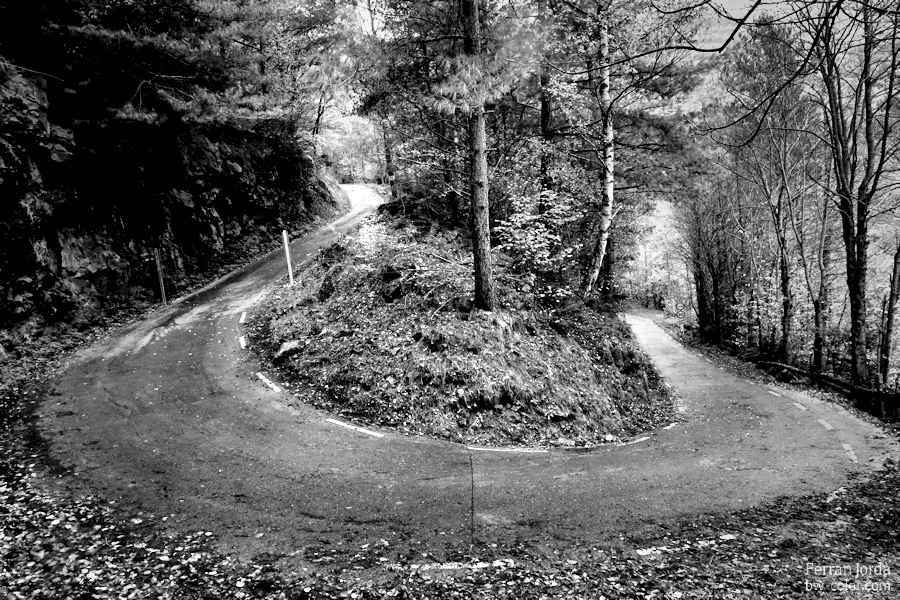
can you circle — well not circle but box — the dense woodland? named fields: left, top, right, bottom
left=1, top=0, right=899, bottom=397
left=0, top=0, right=348, bottom=340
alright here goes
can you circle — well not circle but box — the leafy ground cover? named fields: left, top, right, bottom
left=247, top=217, right=677, bottom=447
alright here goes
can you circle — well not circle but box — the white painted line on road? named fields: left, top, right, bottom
left=767, top=390, right=781, bottom=397
left=256, top=372, right=281, bottom=393
left=400, top=559, right=515, bottom=571
left=817, top=419, right=834, bottom=431
left=792, top=402, right=808, bottom=411
left=842, top=444, right=858, bottom=463
left=239, top=336, right=247, bottom=350
left=326, top=418, right=385, bottom=438
left=663, top=423, right=678, bottom=430
left=467, top=446, right=548, bottom=454
left=627, top=436, right=651, bottom=445
left=239, top=311, right=247, bottom=324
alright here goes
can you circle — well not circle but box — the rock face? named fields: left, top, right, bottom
left=0, top=63, right=347, bottom=337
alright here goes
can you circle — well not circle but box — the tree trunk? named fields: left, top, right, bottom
left=812, top=298, right=826, bottom=373
left=812, top=198, right=832, bottom=374
left=313, top=91, right=327, bottom=136
left=537, top=0, right=553, bottom=211
left=382, top=121, right=398, bottom=200
left=879, top=242, right=900, bottom=384
left=694, top=261, right=715, bottom=340
left=841, top=209, right=869, bottom=386
left=778, top=242, right=793, bottom=364
left=601, top=235, right=614, bottom=300
left=538, top=70, right=552, bottom=213
left=462, top=0, right=495, bottom=311
left=581, top=4, right=613, bottom=299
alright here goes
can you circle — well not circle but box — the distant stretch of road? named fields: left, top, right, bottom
left=40, top=184, right=899, bottom=562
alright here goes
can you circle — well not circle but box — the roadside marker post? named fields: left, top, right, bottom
left=282, top=230, right=294, bottom=286
left=153, top=247, right=167, bottom=305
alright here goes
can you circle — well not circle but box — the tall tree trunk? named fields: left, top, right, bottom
left=778, top=241, right=793, bottom=364
left=694, top=261, right=715, bottom=340
left=462, top=0, right=495, bottom=310
left=382, top=120, right=398, bottom=200
left=812, top=198, right=832, bottom=374
left=842, top=227, right=869, bottom=384
left=581, top=3, right=613, bottom=299
left=879, top=242, right=900, bottom=385
left=313, top=91, right=327, bottom=136
left=602, top=235, right=614, bottom=300
left=537, top=0, right=553, bottom=212
left=538, top=68, right=552, bottom=213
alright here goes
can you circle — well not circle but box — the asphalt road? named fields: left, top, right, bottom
left=39, top=185, right=899, bottom=564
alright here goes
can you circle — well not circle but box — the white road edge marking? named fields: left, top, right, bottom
left=767, top=390, right=781, bottom=397
left=467, top=446, right=548, bottom=453
left=239, top=311, right=247, bottom=324
left=627, top=436, right=651, bottom=445
left=663, top=423, right=678, bottom=430
left=792, top=402, right=808, bottom=411
left=817, top=418, right=834, bottom=431
left=256, top=372, right=281, bottom=393
left=394, top=559, right=515, bottom=572
left=842, top=444, right=858, bottom=463
left=326, top=418, right=385, bottom=438
left=239, top=336, right=247, bottom=350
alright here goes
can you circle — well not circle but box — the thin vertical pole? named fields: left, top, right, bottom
left=282, top=230, right=294, bottom=286
left=154, top=247, right=167, bottom=305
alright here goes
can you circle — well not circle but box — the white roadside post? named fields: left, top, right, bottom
left=153, top=247, right=167, bottom=305
left=282, top=229, right=294, bottom=286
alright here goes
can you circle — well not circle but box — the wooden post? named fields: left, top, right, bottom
left=282, top=230, right=294, bottom=286
left=154, top=247, right=167, bottom=305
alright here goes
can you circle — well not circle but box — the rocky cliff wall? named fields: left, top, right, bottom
left=0, top=65, right=347, bottom=341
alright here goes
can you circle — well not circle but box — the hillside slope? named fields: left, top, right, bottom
left=249, top=216, right=676, bottom=447
left=0, top=62, right=347, bottom=344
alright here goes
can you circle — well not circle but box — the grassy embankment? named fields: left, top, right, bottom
left=248, top=215, right=676, bottom=447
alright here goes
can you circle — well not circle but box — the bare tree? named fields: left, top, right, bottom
left=797, top=0, right=900, bottom=384
left=879, top=238, right=900, bottom=387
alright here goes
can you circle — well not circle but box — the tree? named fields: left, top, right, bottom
left=720, top=19, right=827, bottom=365
left=461, top=0, right=495, bottom=309
left=879, top=237, right=900, bottom=387
left=364, top=0, right=531, bottom=309
left=527, top=0, right=703, bottom=298
left=792, top=0, right=900, bottom=384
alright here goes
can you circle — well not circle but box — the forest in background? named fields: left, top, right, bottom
left=333, top=0, right=899, bottom=402
left=669, top=3, right=900, bottom=398
left=1, top=0, right=898, bottom=402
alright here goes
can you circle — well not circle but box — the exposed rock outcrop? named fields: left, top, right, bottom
left=0, top=62, right=347, bottom=342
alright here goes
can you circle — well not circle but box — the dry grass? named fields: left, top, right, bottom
left=249, top=217, right=675, bottom=447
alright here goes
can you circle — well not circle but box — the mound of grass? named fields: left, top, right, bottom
left=249, top=217, right=675, bottom=447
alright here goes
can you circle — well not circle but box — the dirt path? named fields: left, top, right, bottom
left=37, top=199, right=900, bottom=566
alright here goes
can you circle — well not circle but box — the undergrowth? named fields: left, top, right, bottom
left=249, top=216, right=676, bottom=447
